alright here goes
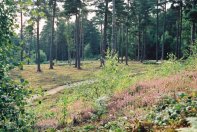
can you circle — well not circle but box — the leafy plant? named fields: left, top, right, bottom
left=147, top=92, right=197, bottom=126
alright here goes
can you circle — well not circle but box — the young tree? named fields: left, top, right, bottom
left=64, top=0, right=84, bottom=69
left=30, top=0, right=46, bottom=72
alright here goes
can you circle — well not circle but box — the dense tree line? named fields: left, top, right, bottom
left=13, top=0, right=197, bottom=71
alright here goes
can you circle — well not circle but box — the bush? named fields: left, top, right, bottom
left=147, top=92, right=197, bottom=126
left=31, top=50, right=47, bottom=64
left=0, top=2, right=34, bottom=130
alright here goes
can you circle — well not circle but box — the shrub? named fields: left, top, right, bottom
left=147, top=92, right=197, bottom=126
left=31, top=50, right=47, bottom=64
left=0, top=1, right=34, bottom=130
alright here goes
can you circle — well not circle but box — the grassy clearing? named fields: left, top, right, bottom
left=30, top=56, right=197, bottom=131
left=10, top=61, right=100, bottom=91
left=28, top=61, right=160, bottom=129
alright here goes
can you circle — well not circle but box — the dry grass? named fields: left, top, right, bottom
left=10, top=61, right=100, bottom=90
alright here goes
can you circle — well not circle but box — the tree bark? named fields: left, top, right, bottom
left=20, top=10, right=24, bottom=70
left=121, top=24, right=124, bottom=63
left=126, top=26, right=129, bottom=65
left=102, top=0, right=109, bottom=58
left=37, top=19, right=41, bottom=72
left=76, top=14, right=81, bottom=69
left=179, top=2, right=183, bottom=58
left=49, top=0, right=56, bottom=69
left=112, top=0, right=116, bottom=52
left=156, top=0, right=159, bottom=62
left=161, top=0, right=166, bottom=60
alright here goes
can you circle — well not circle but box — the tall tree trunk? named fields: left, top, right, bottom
left=143, top=29, right=146, bottom=61
left=49, top=0, right=56, bottom=69
left=102, top=0, right=109, bottom=58
left=20, top=10, right=24, bottom=70
left=137, top=15, right=141, bottom=61
left=100, top=22, right=103, bottom=55
left=74, top=19, right=77, bottom=68
left=118, top=26, right=120, bottom=62
left=121, top=24, right=124, bottom=63
left=176, top=20, right=180, bottom=58
left=126, top=26, right=129, bottom=65
left=80, top=17, right=84, bottom=61
left=141, top=29, right=144, bottom=62
left=156, top=0, right=159, bottom=62
left=138, top=31, right=141, bottom=61
left=179, top=2, right=183, bottom=58
left=37, top=19, right=41, bottom=72
left=112, top=0, right=116, bottom=52
left=76, top=14, right=81, bottom=69
left=161, top=0, right=166, bottom=60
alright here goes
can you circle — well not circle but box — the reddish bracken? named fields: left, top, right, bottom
left=107, top=71, right=197, bottom=117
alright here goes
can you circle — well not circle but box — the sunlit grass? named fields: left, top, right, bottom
left=10, top=61, right=100, bottom=90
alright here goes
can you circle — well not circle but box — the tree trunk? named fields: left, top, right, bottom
left=179, top=2, right=183, bottom=58
left=161, top=0, right=166, bottom=60
left=49, top=0, right=56, bottom=69
left=121, top=24, right=124, bottom=63
left=143, top=29, right=146, bottom=61
left=37, top=19, right=41, bottom=72
left=20, top=10, right=24, bottom=70
left=76, top=14, right=81, bottom=69
left=112, top=0, right=116, bottom=52
left=102, top=0, right=109, bottom=58
left=100, top=22, right=103, bottom=55
left=126, top=26, right=129, bottom=65
left=137, top=15, right=141, bottom=61
left=176, top=20, right=180, bottom=58
left=156, top=0, right=159, bottom=62
left=138, top=31, right=141, bottom=61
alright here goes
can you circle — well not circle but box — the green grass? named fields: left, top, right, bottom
left=10, top=61, right=100, bottom=91
left=26, top=61, right=160, bottom=128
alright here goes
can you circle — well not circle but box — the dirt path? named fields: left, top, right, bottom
left=29, top=80, right=95, bottom=102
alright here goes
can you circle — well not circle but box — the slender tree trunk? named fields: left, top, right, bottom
left=49, top=0, right=56, bottom=69
left=20, top=10, right=24, bottom=70
left=118, top=26, right=120, bottom=62
left=80, top=17, right=84, bottom=61
left=161, top=0, right=166, bottom=60
left=126, top=26, right=129, bottom=65
left=100, top=22, right=103, bottom=55
left=138, top=31, right=141, bottom=61
left=176, top=20, right=180, bottom=58
left=74, top=19, right=77, bottom=67
left=121, top=24, right=124, bottom=63
left=102, top=0, right=109, bottom=57
left=156, top=0, right=159, bottom=62
left=76, top=14, right=81, bottom=69
left=37, top=19, right=41, bottom=72
left=141, top=29, right=144, bottom=62
left=179, top=2, right=182, bottom=58
left=143, top=29, right=146, bottom=61
left=112, top=0, right=116, bottom=52
left=138, top=16, right=141, bottom=61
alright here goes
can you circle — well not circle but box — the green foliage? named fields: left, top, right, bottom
left=84, top=43, right=93, bottom=59
left=147, top=92, right=197, bottom=126
left=103, top=117, right=131, bottom=131
left=31, top=50, right=47, bottom=64
left=0, top=1, right=34, bottom=131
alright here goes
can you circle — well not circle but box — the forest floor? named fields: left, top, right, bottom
left=10, top=60, right=197, bottom=131
left=10, top=61, right=100, bottom=91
